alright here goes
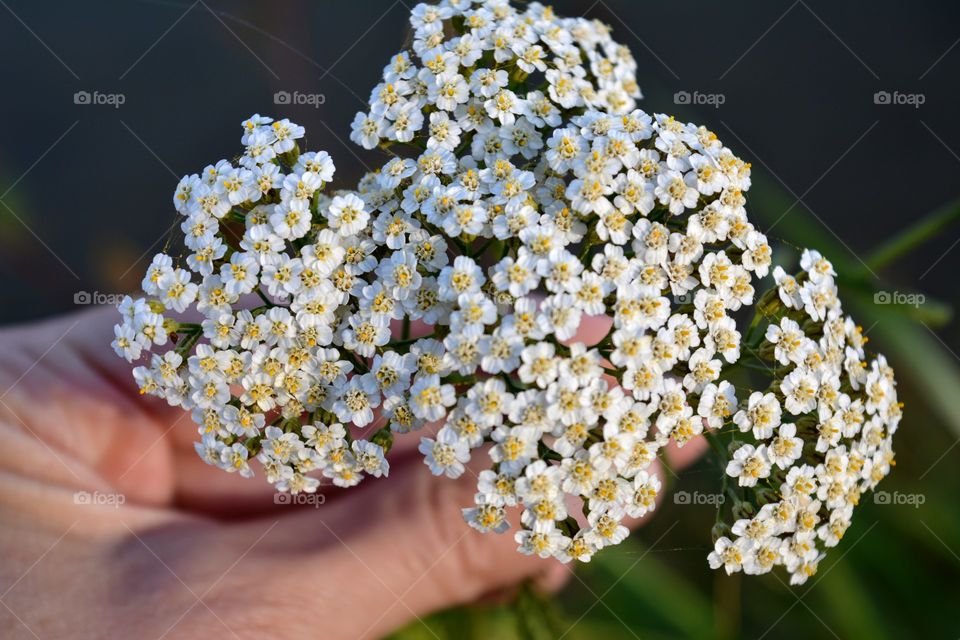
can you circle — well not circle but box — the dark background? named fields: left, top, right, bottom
left=0, top=1, right=957, bottom=326
left=1, top=2, right=958, bottom=639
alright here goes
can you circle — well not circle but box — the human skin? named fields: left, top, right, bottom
left=0, top=306, right=704, bottom=639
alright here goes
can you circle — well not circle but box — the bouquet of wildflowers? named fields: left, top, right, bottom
left=113, top=0, right=901, bottom=585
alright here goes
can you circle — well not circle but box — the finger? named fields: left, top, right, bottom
left=0, top=308, right=179, bottom=500
left=247, top=426, right=695, bottom=637
left=566, top=312, right=613, bottom=346
left=172, top=436, right=432, bottom=518
left=236, top=453, right=557, bottom=639
left=0, top=307, right=303, bottom=511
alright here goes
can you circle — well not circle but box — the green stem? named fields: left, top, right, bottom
left=174, top=329, right=202, bottom=357
left=474, top=237, right=497, bottom=257
left=512, top=581, right=568, bottom=640
left=733, top=359, right=777, bottom=374
left=744, top=311, right=764, bottom=344
left=386, top=333, right=435, bottom=350
left=703, top=428, right=729, bottom=463
left=255, top=288, right=273, bottom=306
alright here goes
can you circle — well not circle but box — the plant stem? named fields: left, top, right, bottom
left=703, top=428, right=729, bottom=463
left=511, top=581, right=567, bottom=640
left=255, top=288, right=273, bottom=307
left=744, top=311, right=764, bottom=344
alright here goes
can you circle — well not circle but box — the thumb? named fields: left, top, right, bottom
left=340, top=436, right=710, bottom=636
left=223, top=427, right=709, bottom=638
left=318, top=457, right=552, bottom=638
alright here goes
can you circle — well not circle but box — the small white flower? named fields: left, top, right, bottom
left=352, top=440, right=390, bottom=478
left=767, top=423, right=803, bottom=469
left=409, top=373, right=456, bottom=421
left=332, top=374, right=381, bottom=427
left=220, top=442, right=254, bottom=478
left=326, top=193, right=369, bottom=236
left=625, top=470, right=661, bottom=518
left=726, top=444, right=771, bottom=488
left=734, top=392, right=782, bottom=440
left=708, top=536, right=750, bottom=574
left=420, top=428, right=470, bottom=478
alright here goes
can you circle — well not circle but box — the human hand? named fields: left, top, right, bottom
left=0, top=306, right=703, bottom=639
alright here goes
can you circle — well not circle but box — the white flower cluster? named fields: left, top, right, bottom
left=112, top=115, right=396, bottom=492
left=350, top=0, right=641, bottom=153
left=342, top=0, right=767, bottom=564
left=708, top=250, right=901, bottom=585
left=111, top=0, right=900, bottom=582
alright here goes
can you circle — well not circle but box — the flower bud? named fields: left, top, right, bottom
left=371, top=426, right=394, bottom=454
left=732, top=500, right=757, bottom=520
left=711, top=522, right=731, bottom=543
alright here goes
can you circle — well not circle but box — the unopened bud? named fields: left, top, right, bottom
left=711, top=522, right=731, bottom=543
left=371, top=426, right=394, bottom=454
left=732, top=500, right=756, bottom=520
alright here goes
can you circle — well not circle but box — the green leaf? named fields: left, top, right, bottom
left=585, top=544, right=715, bottom=638
left=814, top=561, right=891, bottom=640
left=862, top=197, right=960, bottom=275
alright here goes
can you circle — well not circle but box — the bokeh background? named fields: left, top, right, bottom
left=1, top=1, right=958, bottom=638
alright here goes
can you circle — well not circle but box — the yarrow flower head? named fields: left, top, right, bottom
left=113, top=0, right=900, bottom=586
